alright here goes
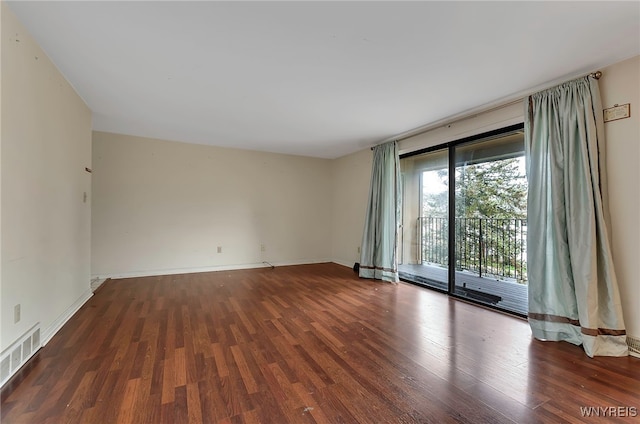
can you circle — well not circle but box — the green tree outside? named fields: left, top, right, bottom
left=421, top=157, right=528, bottom=282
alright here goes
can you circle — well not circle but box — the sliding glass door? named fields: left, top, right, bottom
left=398, top=125, right=528, bottom=315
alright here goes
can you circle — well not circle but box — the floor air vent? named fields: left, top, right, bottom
left=628, top=335, right=640, bottom=359
left=0, top=323, right=41, bottom=388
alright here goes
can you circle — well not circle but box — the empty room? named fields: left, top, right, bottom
left=1, top=1, right=639, bottom=423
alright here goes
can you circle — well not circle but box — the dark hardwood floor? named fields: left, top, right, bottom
left=2, top=263, right=638, bottom=423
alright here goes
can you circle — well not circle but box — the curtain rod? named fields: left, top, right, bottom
left=371, top=70, right=603, bottom=150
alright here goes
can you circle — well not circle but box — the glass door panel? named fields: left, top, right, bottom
left=453, top=133, right=528, bottom=314
left=399, top=149, right=449, bottom=291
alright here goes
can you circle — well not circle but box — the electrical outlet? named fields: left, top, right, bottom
left=14, top=304, right=20, bottom=324
left=217, top=246, right=222, bottom=253
left=261, top=244, right=266, bottom=252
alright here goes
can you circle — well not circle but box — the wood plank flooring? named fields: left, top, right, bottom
left=2, top=263, right=638, bottom=423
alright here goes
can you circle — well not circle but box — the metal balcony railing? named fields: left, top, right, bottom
left=418, top=216, right=527, bottom=283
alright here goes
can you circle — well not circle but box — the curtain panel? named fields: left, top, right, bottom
left=525, top=76, right=628, bottom=357
left=359, top=141, right=400, bottom=283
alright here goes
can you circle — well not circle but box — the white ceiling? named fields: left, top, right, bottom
left=7, top=1, right=640, bottom=159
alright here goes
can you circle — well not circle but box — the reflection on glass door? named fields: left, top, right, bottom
left=399, top=126, right=528, bottom=315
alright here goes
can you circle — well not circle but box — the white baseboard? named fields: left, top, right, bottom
left=267, top=258, right=333, bottom=268
left=42, top=288, right=93, bottom=346
left=90, top=277, right=107, bottom=292
left=332, top=259, right=355, bottom=269
left=92, top=258, right=334, bottom=280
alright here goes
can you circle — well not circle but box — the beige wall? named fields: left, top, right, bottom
left=331, top=56, right=640, bottom=339
left=92, top=132, right=332, bottom=277
left=1, top=3, right=92, bottom=350
left=600, top=55, right=640, bottom=341
left=330, top=148, right=372, bottom=267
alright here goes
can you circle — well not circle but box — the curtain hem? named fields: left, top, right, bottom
left=359, top=267, right=399, bottom=283
left=529, top=318, right=629, bottom=357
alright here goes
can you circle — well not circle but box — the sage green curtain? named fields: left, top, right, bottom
left=359, top=141, right=400, bottom=283
left=525, top=76, right=628, bottom=357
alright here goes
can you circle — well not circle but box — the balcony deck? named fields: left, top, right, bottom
left=399, top=263, right=528, bottom=315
